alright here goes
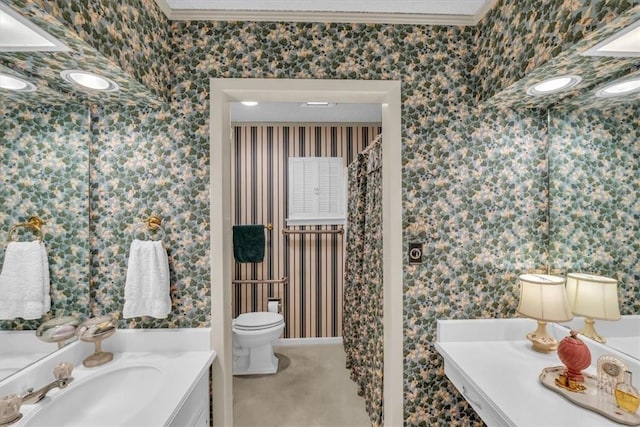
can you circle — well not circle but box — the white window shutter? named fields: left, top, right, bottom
left=289, top=158, right=315, bottom=217
left=288, top=157, right=345, bottom=225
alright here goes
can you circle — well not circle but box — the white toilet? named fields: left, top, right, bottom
left=232, top=311, right=285, bottom=375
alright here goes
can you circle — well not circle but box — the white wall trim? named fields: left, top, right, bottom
left=156, top=0, right=495, bottom=26
left=472, top=0, right=499, bottom=25
left=211, top=78, right=403, bottom=427
left=275, top=337, right=344, bottom=346
left=211, top=80, right=233, bottom=427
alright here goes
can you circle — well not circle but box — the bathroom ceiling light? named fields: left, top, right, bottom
left=302, top=102, right=337, bottom=107
left=595, top=77, right=640, bottom=98
left=583, top=21, right=640, bottom=57
left=241, top=101, right=258, bottom=106
left=0, top=73, right=36, bottom=92
left=60, top=70, right=119, bottom=92
left=526, top=75, right=582, bottom=96
left=0, top=2, right=69, bottom=52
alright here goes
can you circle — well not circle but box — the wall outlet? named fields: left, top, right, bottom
left=408, top=243, right=423, bottom=264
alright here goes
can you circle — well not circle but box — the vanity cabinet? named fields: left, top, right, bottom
left=170, top=372, right=210, bottom=427
left=439, top=350, right=510, bottom=426
left=436, top=318, right=640, bottom=427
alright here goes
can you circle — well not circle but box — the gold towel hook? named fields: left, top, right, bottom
left=8, top=215, right=45, bottom=242
left=144, top=215, right=162, bottom=231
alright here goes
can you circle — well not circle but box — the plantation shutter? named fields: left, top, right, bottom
left=288, top=157, right=345, bottom=225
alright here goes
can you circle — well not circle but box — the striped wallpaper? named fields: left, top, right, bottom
left=231, top=123, right=382, bottom=338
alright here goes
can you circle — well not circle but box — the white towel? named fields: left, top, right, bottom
left=0, top=241, right=51, bottom=320
left=123, top=239, right=171, bottom=319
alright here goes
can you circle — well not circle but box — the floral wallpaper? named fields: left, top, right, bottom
left=0, top=0, right=637, bottom=425
left=88, top=103, right=210, bottom=327
left=474, top=1, right=640, bottom=109
left=0, top=102, right=91, bottom=330
left=0, top=0, right=164, bottom=107
left=43, top=0, right=173, bottom=101
left=549, top=103, right=640, bottom=314
left=403, top=107, right=549, bottom=425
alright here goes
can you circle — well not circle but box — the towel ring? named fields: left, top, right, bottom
left=132, top=215, right=165, bottom=241
left=145, top=215, right=162, bottom=231
left=8, top=216, right=45, bottom=242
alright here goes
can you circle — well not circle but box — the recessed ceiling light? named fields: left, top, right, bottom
left=60, top=70, right=119, bottom=92
left=595, top=77, right=640, bottom=98
left=583, top=21, right=640, bottom=58
left=0, top=73, right=36, bottom=92
left=526, top=75, right=582, bottom=96
left=241, top=101, right=258, bottom=106
left=0, top=2, right=69, bottom=52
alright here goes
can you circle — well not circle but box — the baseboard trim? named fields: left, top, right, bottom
left=275, top=337, right=343, bottom=346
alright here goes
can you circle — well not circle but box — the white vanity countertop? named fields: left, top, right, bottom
left=0, top=327, right=214, bottom=393
left=15, top=350, right=215, bottom=427
left=0, top=327, right=215, bottom=427
left=436, top=318, right=640, bottom=427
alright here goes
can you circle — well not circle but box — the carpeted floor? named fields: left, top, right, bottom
left=233, top=343, right=371, bottom=427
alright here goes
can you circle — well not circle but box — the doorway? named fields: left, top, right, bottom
left=210, top=78, right=403, bottom=426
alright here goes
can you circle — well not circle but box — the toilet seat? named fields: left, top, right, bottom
left=234, top=312, right=284, bottom=331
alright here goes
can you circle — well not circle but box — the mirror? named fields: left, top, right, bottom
left=542, top=16, right=639, bottom=360
left=483, top=8, right=639, bottom=359
left=549, top=101, right=639, bottom=361
left=1, top=3, right=95, bottom=380
left=0, top=1, right=160, bottom=381
left=0, top=98, right=92, bottom=380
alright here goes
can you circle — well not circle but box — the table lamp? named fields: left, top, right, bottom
left=516, top=274, right=573, bottom=353
left=565, top=273, right=620, bottom=343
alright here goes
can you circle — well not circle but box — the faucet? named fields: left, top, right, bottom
left=20, top=362, right=74, bottom=405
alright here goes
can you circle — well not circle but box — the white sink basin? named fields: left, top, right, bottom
left=1, top=330, right=215, bottom=427
left=23, top=366, right=162, bottom=427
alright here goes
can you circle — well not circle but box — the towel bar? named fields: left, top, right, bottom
left=282, top=228, right=343, bottom=235
left=232, top=277, right=288, bottom=284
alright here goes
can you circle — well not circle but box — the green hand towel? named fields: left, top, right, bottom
left=233, top=225, right=265, bottom=263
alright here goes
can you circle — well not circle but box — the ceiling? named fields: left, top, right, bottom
left=2, top=1, right=637, bottom=112
left=156, top=0, right=498, bottom=25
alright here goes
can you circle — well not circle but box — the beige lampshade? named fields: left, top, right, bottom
left=516, top=274, right=573, bottom=322
left=566, top=273, right=620, bottom=320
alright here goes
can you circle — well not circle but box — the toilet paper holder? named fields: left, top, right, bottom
left=267, top=298, right=281, bottom=313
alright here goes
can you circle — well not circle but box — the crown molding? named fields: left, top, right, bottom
left=155, top=0, right=496, bottom=26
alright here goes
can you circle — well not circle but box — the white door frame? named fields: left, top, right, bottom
left=210, top=78, right=403, bottom=426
